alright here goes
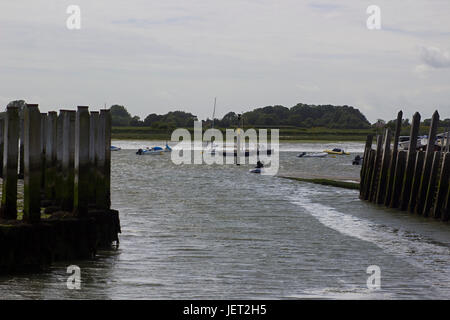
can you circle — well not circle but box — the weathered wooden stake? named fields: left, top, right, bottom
left=23, top=105, right=42, bottom=223
left=74, top=106, right=90, bottom=217
left=45, top=112, right=58, bottom=201
left=95, top=111, right=107, bottom=209
left=376, top=129, right=391, bottom=204
left=423, top=151, right=441, bottom=216
left=40, top=113, right=47, bottom=197
left=399, top=112, right=421, bottom=210
left=368, top=135, right=383, bottom=202
left=360, top=134, right=373, bottom=199
left=0, top=106, right=20, bottom=219
left=104, top=109, right=112, bottom=210
left=389, top=151, right=407, bottom=208
left=415, top=111, right=439, bottom=215
left=362, top=149, right=375, bottom=200
left=19, top=116, right=24, bottom=179
left=407, top=151, right=425, bottom=213
left=384, top=111, right=402, bottom=206
left=0, top=118, right=4, bottom=178
left=61, top=110, right=76, bottom=212
left=433, top=153, right=450, bottom=219
left=55, top=111, right=64, bottom=206
left=88, top=111, right=99, bottom=205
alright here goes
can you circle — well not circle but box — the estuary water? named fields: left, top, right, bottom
left=0, top=141, right=449, bottom=299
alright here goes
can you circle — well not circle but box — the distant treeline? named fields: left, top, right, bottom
left=110, top=103, right=372, bottom=129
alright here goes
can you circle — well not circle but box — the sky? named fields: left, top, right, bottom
left=0, top=0, right=449, bottom=123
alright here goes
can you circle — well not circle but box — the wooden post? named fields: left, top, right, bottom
left=19, top=116, right=24, bottom=179
left=0, top=106, right=20, bottom=219
left=407, top=151, right=425, bottom=213
left=384, top=111, right=402, bottom=206
left=95, top=111, right=107, bottom=209
left=362, top=149, right=375, bottom=200
left=23, top=105, right=42, bottom=223
left=40, top=113, right=47, bottom=197
left=88, top=112, right=99, bottom=205
left=423, top=151, right=441, bottom=216
left=433, top=153, right=450, bottom=219
left=399, top=112, right=421, bottom=210
left=376, top=128, right=391, bottom=204
left=368, top=135, right=383, bottom=202
left=61, top=110, right=76, bottom=212
left=104, top=109, right=111, bottom=210
left=45, top=111, right=58, bottom=201
left=359, top=134, right=373, bottom=199
left=0, top=118, right=4, bottom=178
left=74, top=106, right=90, bottom=217
left=55, top=111, right=64, bottom=207
left=442, top=179, right=450, bottom=221
left=389, top=151, right=407, bottom=208
left=415, top=111, right=439, bottom=215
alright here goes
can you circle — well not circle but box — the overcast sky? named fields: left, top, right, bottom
left=1, top=0, right=449, bottom=122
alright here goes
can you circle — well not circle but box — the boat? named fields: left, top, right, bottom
left=136, top=144, right=172, bottom=155
left=323, top=148, right=350, bottom=155
left=249, top=168, right=262, bottom=174
left=111, top=146, right=121, bottom=151
left=297, top=152, right=327, bottom=158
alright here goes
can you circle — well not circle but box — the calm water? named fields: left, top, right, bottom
left=1, top=141, right=449, bottom=299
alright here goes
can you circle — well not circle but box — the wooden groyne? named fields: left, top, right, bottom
left=360, top=110, right=450, bottom=222
left=0, top=104, right=120, bottom=273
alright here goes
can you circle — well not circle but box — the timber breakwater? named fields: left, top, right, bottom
left=360, top=110, right=450, bottom=222
left=0, top=105, right=121, bottom=273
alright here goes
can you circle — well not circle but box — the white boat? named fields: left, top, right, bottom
left=111, top=146, right=121, bottom=151
left=136, top=144, right=172, bottom=155
left=297, top=152, right=327, bottom=158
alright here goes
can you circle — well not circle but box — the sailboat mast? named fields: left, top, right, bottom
left=212, top=97, right=217, bottom=129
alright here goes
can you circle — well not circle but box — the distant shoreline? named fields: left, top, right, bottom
left=112, top=126, right=372, bottom=142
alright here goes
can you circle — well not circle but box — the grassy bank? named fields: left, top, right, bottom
left=112, top=126, right=378, bottom=141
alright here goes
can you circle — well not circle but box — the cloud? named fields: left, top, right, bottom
left=419, top=46, right=450, bottom=68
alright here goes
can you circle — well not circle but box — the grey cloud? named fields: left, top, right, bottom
left=420, top=46, right=450, bottom=68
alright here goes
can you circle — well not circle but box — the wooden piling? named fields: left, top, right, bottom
left=423, top=151, right=441, bottom=216
left=0, top=106, right=20, bottom=220
left=23, top=105, right=42, bottom=223
left=0, top=118, right=4, bottom=178
left=55, top=112, right=64, bottom=206
left=362, top=149, right=375, bottom=200
left=95, top=111, right=107, bottom=209
left=40, top=113, right=47, bottom=197
left=442, top=182, right=450, bottom=221
left=384, top=111, right=402, bottom=206
left=359, top=134, right=373, bottom=199
left=376, top=129, right=391, bottom=204
left=399, top=112, right=421, bottom=210
left=103, top=109, right=111, bottom=210
left=415, top=111, right=439, bottom=215
left=74, top=106, right=90, bottom=217
left=389, top=151, right=407, bottom=208
left=61, top=110, right=76, bottom=212
left=88, top=112, right=99, bottom=205
left=433, top=153, right=450, bottom=219
left=368, top=135, right=383, bottom=202
left=19, top=116, right=24, bottom=179
left=407, top=151, right=425, bottom=213
left=44, top=112, right=58, bottom=201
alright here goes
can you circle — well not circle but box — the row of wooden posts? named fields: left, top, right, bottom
left=360, top=110, right=450, bottom=221
left=0, top=105, right=111, bottom=223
